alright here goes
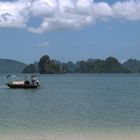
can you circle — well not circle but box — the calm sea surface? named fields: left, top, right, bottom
left=0, top=74, right=140, bottom=138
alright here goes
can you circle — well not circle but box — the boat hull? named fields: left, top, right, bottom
left=7, top=83, right=40, bottom=89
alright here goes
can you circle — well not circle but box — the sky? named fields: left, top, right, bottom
left=0, top=0, right=140, bottom=64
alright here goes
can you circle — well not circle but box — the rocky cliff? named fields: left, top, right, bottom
left=38, top=55, right=59, bottom=74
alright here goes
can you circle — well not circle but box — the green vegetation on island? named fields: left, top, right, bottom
left=22, top=55, right=130, bottom=74
left=78, top=57, right=129, bottom=73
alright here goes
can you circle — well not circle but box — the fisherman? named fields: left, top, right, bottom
left=31, top=75, right=37, bottom=85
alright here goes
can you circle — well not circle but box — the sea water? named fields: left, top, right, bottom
left=0, top=74, right=140, bottom=140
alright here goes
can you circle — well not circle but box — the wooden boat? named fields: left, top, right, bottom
left=7, top=82, right=40, bottom=89
left=6, top=75, right=40, bottom=89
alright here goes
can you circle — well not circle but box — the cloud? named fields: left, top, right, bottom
left=112, top=0, right=140, bottom=20
left=38, top=41, right=49, bottom=48
left=0, top=0, right=140, bottom=33
left=0, top=0, right=31, bottom=28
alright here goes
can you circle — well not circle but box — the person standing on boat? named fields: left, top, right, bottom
left=31, top=75, right=37, bottom=85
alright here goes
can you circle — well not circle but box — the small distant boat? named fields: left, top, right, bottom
left=6, top=75, right=40, bottom=89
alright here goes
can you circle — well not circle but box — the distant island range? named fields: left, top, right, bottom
left=0, top=55, right=140, bottom=74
